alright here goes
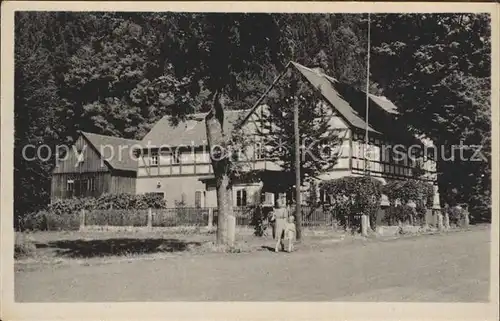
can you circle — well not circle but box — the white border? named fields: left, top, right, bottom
left=1, top=2, right=498, bottom=320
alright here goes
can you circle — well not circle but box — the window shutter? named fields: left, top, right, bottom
left=242, top=190, right=247, bottom=206
left=195, top=191, right=201, bottom=208
left=236, top=190, right=242, bottom=207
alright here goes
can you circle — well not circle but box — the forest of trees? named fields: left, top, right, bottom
left=14, top=12, right=491, bottom=228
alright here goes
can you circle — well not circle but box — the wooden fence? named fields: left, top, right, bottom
left=79, top=206, right=342, bottom=230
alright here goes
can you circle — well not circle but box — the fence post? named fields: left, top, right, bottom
left=147, top=208, right=153, bottom=229
left=208, top=208, right=214, bottom=229
left=463, top=209, right=470, bottom=228
left=79, top=209, right=86, bottom=231
left=227, top=214, right=236, bottom=246
left=437, top=211, right=444, bottom=231
left=444, top=211, right=450, bottom=230
left=424, top=208, right=431, bottom=229
left=361, top=214, right=368, bottom=237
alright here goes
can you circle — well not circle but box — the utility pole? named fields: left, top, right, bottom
left=362, top=12, right=372, bottom=236
left=364, top=12, right=371, bottom=175
left=294, top=98, right=302, bottom=241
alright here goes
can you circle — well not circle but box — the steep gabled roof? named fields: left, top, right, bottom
left=237, top=61, right=419, bottom=145
left=80, top=131, right=141, bottom=172
left=139, top=62, right=413, bottom=149
left=290, top=62, right=380, bottom=134
left=140, top=110, right=247, bottom=148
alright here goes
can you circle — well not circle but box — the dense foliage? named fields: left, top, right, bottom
left=320, top=177, right=383, bottom=230
left=383, top=179, right=434, bottom=208
left=20, top=193, right=166, bottom=231
left=371, top=13, right=491, bottom=221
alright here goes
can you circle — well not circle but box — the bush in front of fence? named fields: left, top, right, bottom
left=382, top=179, right=434, bottom=226
left=20, top=193, right=167, bottom=231
left=382, top=205, right=415, bottom=226
left=152, top=208, right=209, bottom=227
left=85, top=209, right=149, bottom=226
left=320, top=176, right=383, bottom=232
left=21, top=209, right=81, bottom=231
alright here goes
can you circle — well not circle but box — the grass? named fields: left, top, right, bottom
left=15, top=224, right=484, bottom=269
left=15, top=227, right=347, bottom=266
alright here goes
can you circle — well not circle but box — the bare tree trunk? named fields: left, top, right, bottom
left=216, top=173, right=234, bottom=245
left=205, top=91, right=235, bottom=247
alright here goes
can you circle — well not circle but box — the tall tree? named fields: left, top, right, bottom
left=157, top=13, right=283, bottom=246
left=14, top=12, right=94, bottom=225
left=371, top=13, right=491, bottom=220
left=258, top=69, right=344, bottom=239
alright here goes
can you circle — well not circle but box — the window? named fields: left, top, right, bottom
left=67, top=179, right=74, bottom=191
left=195, top=190, right=206, bottom=208
left=236, top=189, right=247, bottom=207
left=150, top=155, right=158, bottom=166
left=172, top=152, right=180, bottom=164
left=88, top=178, right=96, bottom=191
left=319, top=189, right=325, bottom=204
left=80, top=179, right=88, bottom=192
left=145, top=192, right=165, bottom=199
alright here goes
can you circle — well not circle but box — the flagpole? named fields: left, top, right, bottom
left=364, top=13, right=371, bottom=176
left=361, top=13, right=372, bottom=236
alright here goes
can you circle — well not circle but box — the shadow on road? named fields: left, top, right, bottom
left=36, top=238, right=201, bottom=258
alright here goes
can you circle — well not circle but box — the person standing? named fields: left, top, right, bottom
left=274, top=197, right=289, bottom=252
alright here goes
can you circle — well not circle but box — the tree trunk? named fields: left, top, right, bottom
left=205, top=91, right=235, bottom=247
left=216, top=173, right=235, bottom=246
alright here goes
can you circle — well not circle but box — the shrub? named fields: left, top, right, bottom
left=20, top=211, right=47, bottom=231
left=175, top=199, right=188, bottom=223
left=14, top=234, right=37, bottom=259
left=382, top=179, right=434, bottom=226
left=21, top=193, right=167, bottom=230
left=320, top=176, right=383, bottom=231
left=251, top=206, right=268, bottom=237
left=152, top=208, right=180, bottom=227
left=383, top=205, right=415, bottom=226
left=45, top=211, right=80, bottom=230
left=383, top=179, right=434, bottom=208
left=86, top=209, right=148, bottom=226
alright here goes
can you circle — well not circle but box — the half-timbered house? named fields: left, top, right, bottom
left=135, top=62, right=440, bottom=208
left=51, top=131, right=141, bottom=201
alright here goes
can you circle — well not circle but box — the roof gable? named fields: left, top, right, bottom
left=140, top=110, right=247, bottom=148
left=80, top=132, right=141, bottom=172
left=291, top=62, right=380, bottom=134
left=236, top=62, right=420, bottom=145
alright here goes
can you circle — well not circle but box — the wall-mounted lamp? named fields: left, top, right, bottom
left=157, top=181, right=162, bottom=188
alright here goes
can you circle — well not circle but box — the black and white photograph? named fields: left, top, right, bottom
left=1, top=1, right=498, bottom=320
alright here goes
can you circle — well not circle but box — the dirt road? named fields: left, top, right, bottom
left=15, top=227, right=491, bottom=302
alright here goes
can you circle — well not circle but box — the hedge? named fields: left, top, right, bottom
left=382, top=179, right=434, bottom=208
left=20, top=193, right=167, bottom=231
left=320, top=176, right=383, bottom=230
